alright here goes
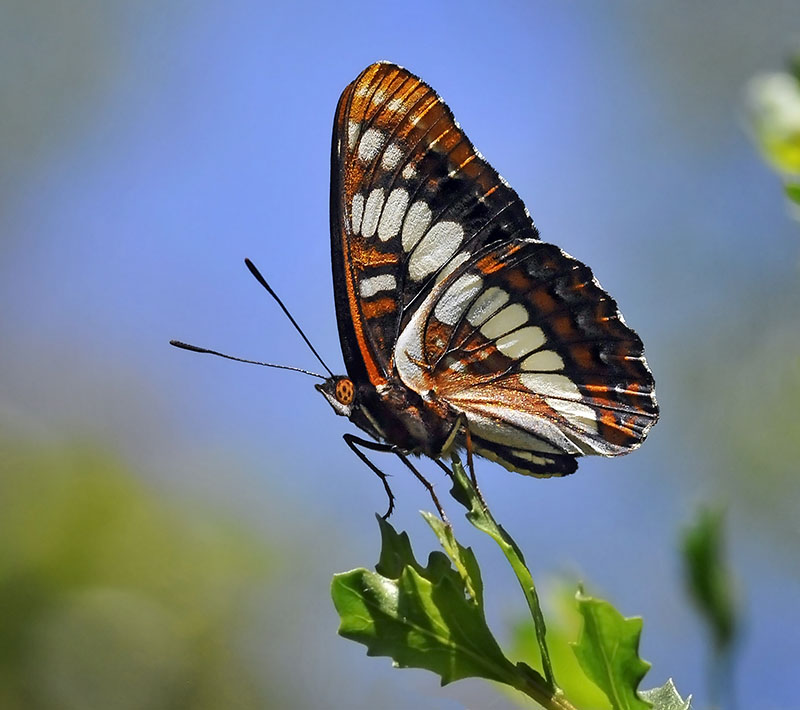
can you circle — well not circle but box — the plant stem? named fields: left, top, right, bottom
left=449, top=458, right=558, bottom=690
left=510, top=672, right=578, bottom=710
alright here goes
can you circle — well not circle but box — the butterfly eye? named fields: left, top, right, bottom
left=335, top=378, right=355, bottom=406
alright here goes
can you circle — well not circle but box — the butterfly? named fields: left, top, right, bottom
left=173, top=61, right=658, bottom=518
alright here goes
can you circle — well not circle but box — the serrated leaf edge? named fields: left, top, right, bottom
left=572, top=593, right=651, bottom=710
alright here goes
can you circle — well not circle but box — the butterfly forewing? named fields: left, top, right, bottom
left=331, top=62, right=537, bottom=387
left=330, top=61, right=658, bottom=478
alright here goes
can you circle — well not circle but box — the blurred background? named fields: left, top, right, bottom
left=1, top=1, right=799, bottom=708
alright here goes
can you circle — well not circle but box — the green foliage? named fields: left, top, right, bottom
left=746, top=69, right=800, bottom=174
left=0, top=438, right=278, bottom=710
left=332, top=513, right=573, bottom=709
left=510, top=584, right=613, bottom=709
left=790, top=53, right=800, bottom=83
left=571, top=592, right=651, bottom=710
left=447, top=459, right=556, bottom=686
left=332, top=516, right=519, bottom=687
left=333, top=457, right=692, bottom=710
left=785, top=182, right=800, bottom=204
left=745, top=53, right=800, bottom=210
left=681, top=508, right=738, bottom=652
left=681, top=508, right=739, bottom=708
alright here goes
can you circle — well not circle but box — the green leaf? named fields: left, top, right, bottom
left=374, top=514, right=423, bottom=578
left=421, top=511, right=484, bottom=605
left=641, top=679, right=692, bottom=710
left=788, top=52, right=800, bottom=83
left=785, top=182, right=800, bottom=204
left=331, top=517, right=516, bottom=686
left=509, top=584, right=613, bottom=710
left=745, top=72, right=800, bottom=173
left=681, top=508, right=738, bottom=652
left=571, top=591, right=651, bottom=710
left=332, top=516, right=578, bottom=710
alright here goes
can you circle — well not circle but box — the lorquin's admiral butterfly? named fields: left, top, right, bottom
left=173, top=61, right=658, bottom=517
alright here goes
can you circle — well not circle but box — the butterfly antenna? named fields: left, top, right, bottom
left=169, top=340, right=327, bottom=379
left=244, top=258, right=335, bottom=377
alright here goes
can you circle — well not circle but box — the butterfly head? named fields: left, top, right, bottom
left=315, top=376, right=356, bottom=417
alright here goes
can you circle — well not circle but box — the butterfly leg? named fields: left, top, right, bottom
left=343, top=434, right=448, bottom=522
left=461, top=422, right=488, bottom=511
left=343, top=434, right=396, bottom=519
left=394, top=452, right=449, bottom=525
left=434, top=458, right=455, bottom=480
left=439, top=415, right=489, bottom=511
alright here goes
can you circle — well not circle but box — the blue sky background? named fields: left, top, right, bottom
left=2, top=2, right=799, bottom=708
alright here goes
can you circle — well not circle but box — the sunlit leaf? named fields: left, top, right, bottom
left=745, top=72, right=800, bottom=174
left=421, top=512, right=483, bottom=605
left=509, top=584, right=613, bottom=710
left=571, top=591, right=651, bottom=710
left=333, top=465, right=695, bottom=710
left=331, top=517, right=516, bottom=686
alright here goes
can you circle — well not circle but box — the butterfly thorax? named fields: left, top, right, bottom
left=316, top=375, right=459, bottom=457
left=358, top=379, right=460, bottom=457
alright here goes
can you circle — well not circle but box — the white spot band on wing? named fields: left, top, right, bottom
left=480, top=303, right=528, bottom=339
left=351, top=193, right=364, bottom=235
left=521, top=350, right=564, bottom=372
left=358, top=128, right=386, bottom=163
left=545, top=397, right=598, bottom=432
left=519, top=373, right=581, bottom=400
left=401, top=201, right=432, bottom=252
left=408, top=221, right=465, bottom=281
left=381, top=143, right=403, bottom=171
left=461, top=407, right=577, bottom=455
left=377, top=188, right=409, bottom=241
left=359, top=274, right=397, bottom=298
left=434, top=273, right=484, bottom=326
left=495, top=326, right=546, bottom=359
left=402, top=163, right=416, bottom=180
left=434, top=251, right=471, bottom=285
left=347, top=121, right=360, bottom=150
left=466, top=287, right=510, bottom=326
left=361, top=188, right=385, bottom=238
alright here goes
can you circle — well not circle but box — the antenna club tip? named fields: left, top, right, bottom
left=242, top=258, right=335, bottom=378
left=170, top=340, right=206, bottom=354
left=244, top=258, right=267, bottom=285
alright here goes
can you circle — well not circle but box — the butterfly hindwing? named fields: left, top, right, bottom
left=394, top=238, right=658, bottom=475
